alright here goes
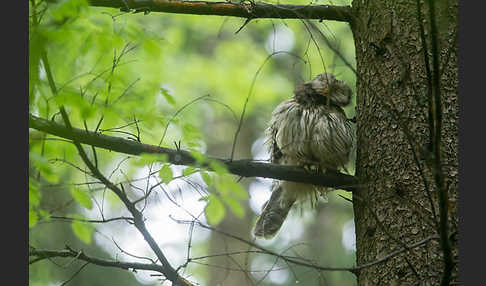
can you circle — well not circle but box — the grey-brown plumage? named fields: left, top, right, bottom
left=253, top=73, right=355, bottom=239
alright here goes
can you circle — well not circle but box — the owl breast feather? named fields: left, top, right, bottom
left=268, top=99, right=353, bottom=170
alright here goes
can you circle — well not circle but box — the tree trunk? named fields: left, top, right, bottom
left=350, top=0, right=458, bottom=285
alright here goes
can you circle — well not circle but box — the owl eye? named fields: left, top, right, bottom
left=321, top=87, right=329, bottom=95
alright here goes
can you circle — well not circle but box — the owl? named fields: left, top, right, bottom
left=253, top=73, right=355, bottom=239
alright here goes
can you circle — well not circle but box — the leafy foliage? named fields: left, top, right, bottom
left=201, top=194, right=226, bottom=225
left=71, top=216, right=95, bottom=244
left=158, top=163, right=174, bottom=183
left=71, top=188, right=93, bottom=210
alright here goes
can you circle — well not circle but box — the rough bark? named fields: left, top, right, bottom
left=350, top=0, right=458, bottom=285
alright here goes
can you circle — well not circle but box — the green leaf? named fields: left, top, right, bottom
left=214, top=174, right=248, bottom=199
left=143, top=39, right=161, bottom=59
left=160, top=87, right=176, bottom=106
left=227, top=180, right=249, bottom=200
left=29, top=179, right=41, bottom=207
left=159, top=164, right=173, bottom=183
left=189, top=149, right=206, bottom=165
left=71, top=188, right=93, bottom=210
left=29, top=210, right=38, bottom=228
left=135, top=153, right=168, bottom=166
left=38, top=209, right=51, bottom=221
left=50, top=0, right=88, bottom=21
left=209, top=160, right=228, bottom=175
left=204, top=195, right=226, bottom=225
left=182, top=166, right=197, bottom=177
left=222, top=196, right=245, bottom=218
left=182, top=123, right=200, bottom=137
left=30, top=153, right=59, bottom=184
left=72, top=220, right=94, bottom=244
left=200, top=171, right=212, bottom=186
left=80, top=102, right=97, bottom=120
left=199, top=195, right=210, bottom=201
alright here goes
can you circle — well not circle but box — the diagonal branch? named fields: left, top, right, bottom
left=39, top=49, right=193, bottom=286
left=29, top=114, right=360, bottom=191
left=88, top=0, right=353, bottom=22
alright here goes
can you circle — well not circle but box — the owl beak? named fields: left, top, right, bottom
left=321, top=88, right=329, bottom=95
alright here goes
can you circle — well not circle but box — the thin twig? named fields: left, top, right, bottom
left=50, top=215, right=134, bottom=224
left=230, top=51, right=306, bottom=160
left=174, top=218, right=438, bottom=275
left=60, top=262, right=90, bottom=286
left=30, top=247, right=164, bottom=272
left=158, top=94, right=210, bottom=147
left=112, top=237, right=156, bottom=264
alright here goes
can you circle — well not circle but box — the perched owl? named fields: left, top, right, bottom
left=253, top=73, right=355, bottom=239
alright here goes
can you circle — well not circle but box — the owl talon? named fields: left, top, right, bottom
left=301, top=163, right=322, bottom=174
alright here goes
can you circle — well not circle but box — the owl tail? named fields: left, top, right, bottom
left=253, top=185, right=295, bottom=239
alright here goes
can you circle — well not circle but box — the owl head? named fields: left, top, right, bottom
left=294, top=73, right=352, bottom=107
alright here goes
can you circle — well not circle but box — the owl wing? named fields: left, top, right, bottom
left=265, top=99, right=294, bottom=164
left=310, top=106, right=355, bottom=171
left=268, top=129, right=283, bottom=164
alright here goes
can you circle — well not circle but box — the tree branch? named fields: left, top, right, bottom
left=29, top=247, right=165, bottom=272
left=39, top=48, right=193, bottom=285
left=177, top=218, right=439, bottom=275
left=50, top=215, right=135, bottom=224
left=29, top=114, right=359, bottom=191
left=88, top=0, right=353, bottom=22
